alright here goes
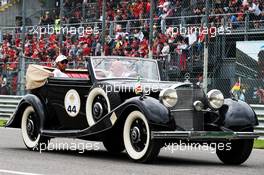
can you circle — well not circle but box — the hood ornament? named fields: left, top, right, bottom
left=184, top=73, right=190, bottom=83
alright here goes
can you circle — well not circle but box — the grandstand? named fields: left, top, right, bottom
left=0, top=0, right=264, bottom=103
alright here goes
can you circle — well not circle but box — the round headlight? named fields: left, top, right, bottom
left=207, top=89, right=224, bottom=109
left=159, top=88, right=178, bottom=108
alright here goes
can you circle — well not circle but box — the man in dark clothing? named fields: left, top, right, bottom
left=0, top=75, right=9, bottom=95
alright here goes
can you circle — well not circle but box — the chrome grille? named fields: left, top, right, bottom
left=174, top=88, right=194, bottom=109
left=172, top=87, right=204, bottom=131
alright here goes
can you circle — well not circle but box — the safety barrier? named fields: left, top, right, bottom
left=0, top=95, right=21, bottom=119
left=0, top=95, right=264, bottom=132
left=250, top=104, right=264, bottom=136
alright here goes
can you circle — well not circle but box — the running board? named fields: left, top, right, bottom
left=151, top=131, right=259, bottom=140
left=41, top=129, right=82, bottom=137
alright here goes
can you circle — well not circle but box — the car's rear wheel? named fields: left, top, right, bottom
left=21, top=106, right=49, bottom=151
left=216, top=128, right=254, bottom=165
left=123, top=111, right=161, bottom=163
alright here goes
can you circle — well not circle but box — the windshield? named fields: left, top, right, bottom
left=91, top=57, right=160, bottom=81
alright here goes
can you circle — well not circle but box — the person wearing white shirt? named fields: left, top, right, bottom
left=248, top=0, right=261, bottom=28
left=53, top=55, right=69, bottom=78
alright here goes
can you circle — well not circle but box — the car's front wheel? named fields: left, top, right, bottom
left=123, top=111, right=161, bottom=163
left=21, top=106, right=49, bottom=151
left=216, top=127, right=254, bottom=165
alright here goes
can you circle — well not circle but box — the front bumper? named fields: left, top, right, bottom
left=151, top=131, right=259, bottom=141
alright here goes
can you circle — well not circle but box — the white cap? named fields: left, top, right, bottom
left=55, top=55, right=67, bottom=63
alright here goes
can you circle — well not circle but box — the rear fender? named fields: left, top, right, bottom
left=5, top=94, right=47, bottom=130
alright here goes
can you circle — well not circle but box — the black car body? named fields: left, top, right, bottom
left=6, top=56, right=259, bottom=164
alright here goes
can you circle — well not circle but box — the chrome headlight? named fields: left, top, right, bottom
left=207, top=89, right=224, bottom=109
left=159, top=88, right=178, bottom=108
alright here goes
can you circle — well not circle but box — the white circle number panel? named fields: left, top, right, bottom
left=64, top=89, right=81, bottom=117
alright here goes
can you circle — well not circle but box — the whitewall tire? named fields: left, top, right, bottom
left=123, top=111, right=161, bottom=162
left=86, top=87, right=111, bottom=126
left=21, top=106, right=41, bottom=149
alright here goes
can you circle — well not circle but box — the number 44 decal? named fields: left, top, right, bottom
left=67, top=105, right=77, bottom=113
left=64, top=89, right=81, bottom=117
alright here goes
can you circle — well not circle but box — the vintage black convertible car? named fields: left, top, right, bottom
left=6, top=56, right=259, bottom=164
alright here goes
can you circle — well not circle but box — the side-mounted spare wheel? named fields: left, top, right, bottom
left=216, top=128, right=254, bottom=165
left=21, top=106, right=49, bottom=151
left=86, top=86, right=121, bottom=126
left=86, top=87, right=111, bottom=126
left=123, top=111, right=161, bottom=163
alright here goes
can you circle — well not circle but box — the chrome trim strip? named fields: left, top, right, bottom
left=170, top=109, right=193, bottom=112
left=170, top=108, right=213, bottom=112
left=151, top=131, right=259, bottom=140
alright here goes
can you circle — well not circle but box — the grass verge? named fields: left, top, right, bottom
left=0, top=119, right=7, bottom=127
left=254, top=139, right=264, bottom=149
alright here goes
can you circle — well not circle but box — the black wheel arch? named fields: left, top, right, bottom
left=219, top=98, right=259, bottom=130
left=5, top=94, right=47, bottom=130
left=114, top=96, right=175, bottom=131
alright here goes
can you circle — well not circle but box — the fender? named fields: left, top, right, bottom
left=115, top=96, right=174, bottom=130
left=5, top=94, right=47, bottom=130
left=219, top=98, right=259, bottom=129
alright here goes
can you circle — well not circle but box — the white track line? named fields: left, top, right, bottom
left=0, top=169, right=42, bottom=175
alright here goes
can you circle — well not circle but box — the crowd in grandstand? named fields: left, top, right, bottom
left=1, top=0, right=264, bottom=74
left=0, top=0, right=264, bottom=95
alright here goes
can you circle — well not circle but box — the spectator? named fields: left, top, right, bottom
left=0, top=75, right=8, bottom=95
left=239, top=88, right=246, bottom=101
left=39, top=11, right=54, bottom=25
left=177, top=38, right=189, bottom=71
left=248, top=0, right=262, bottom=28
left=257, top=88, right=264, bottom=103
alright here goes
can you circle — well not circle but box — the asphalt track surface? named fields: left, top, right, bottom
left=0, top=127, right=264, bottom=175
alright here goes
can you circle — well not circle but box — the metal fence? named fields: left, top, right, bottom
left=1, top=1, right=264, bottom=103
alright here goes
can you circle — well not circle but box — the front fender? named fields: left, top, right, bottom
left=219, top=98, right=259, bottom=129
left=5, top=94, right=46, bottom=129
left=116, top=96, right=174, bottom=130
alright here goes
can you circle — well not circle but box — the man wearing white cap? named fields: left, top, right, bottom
left=53, top=55, right=69, bottom=78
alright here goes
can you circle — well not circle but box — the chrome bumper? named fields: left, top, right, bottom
left=151, top=131, right=259, bottom=140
